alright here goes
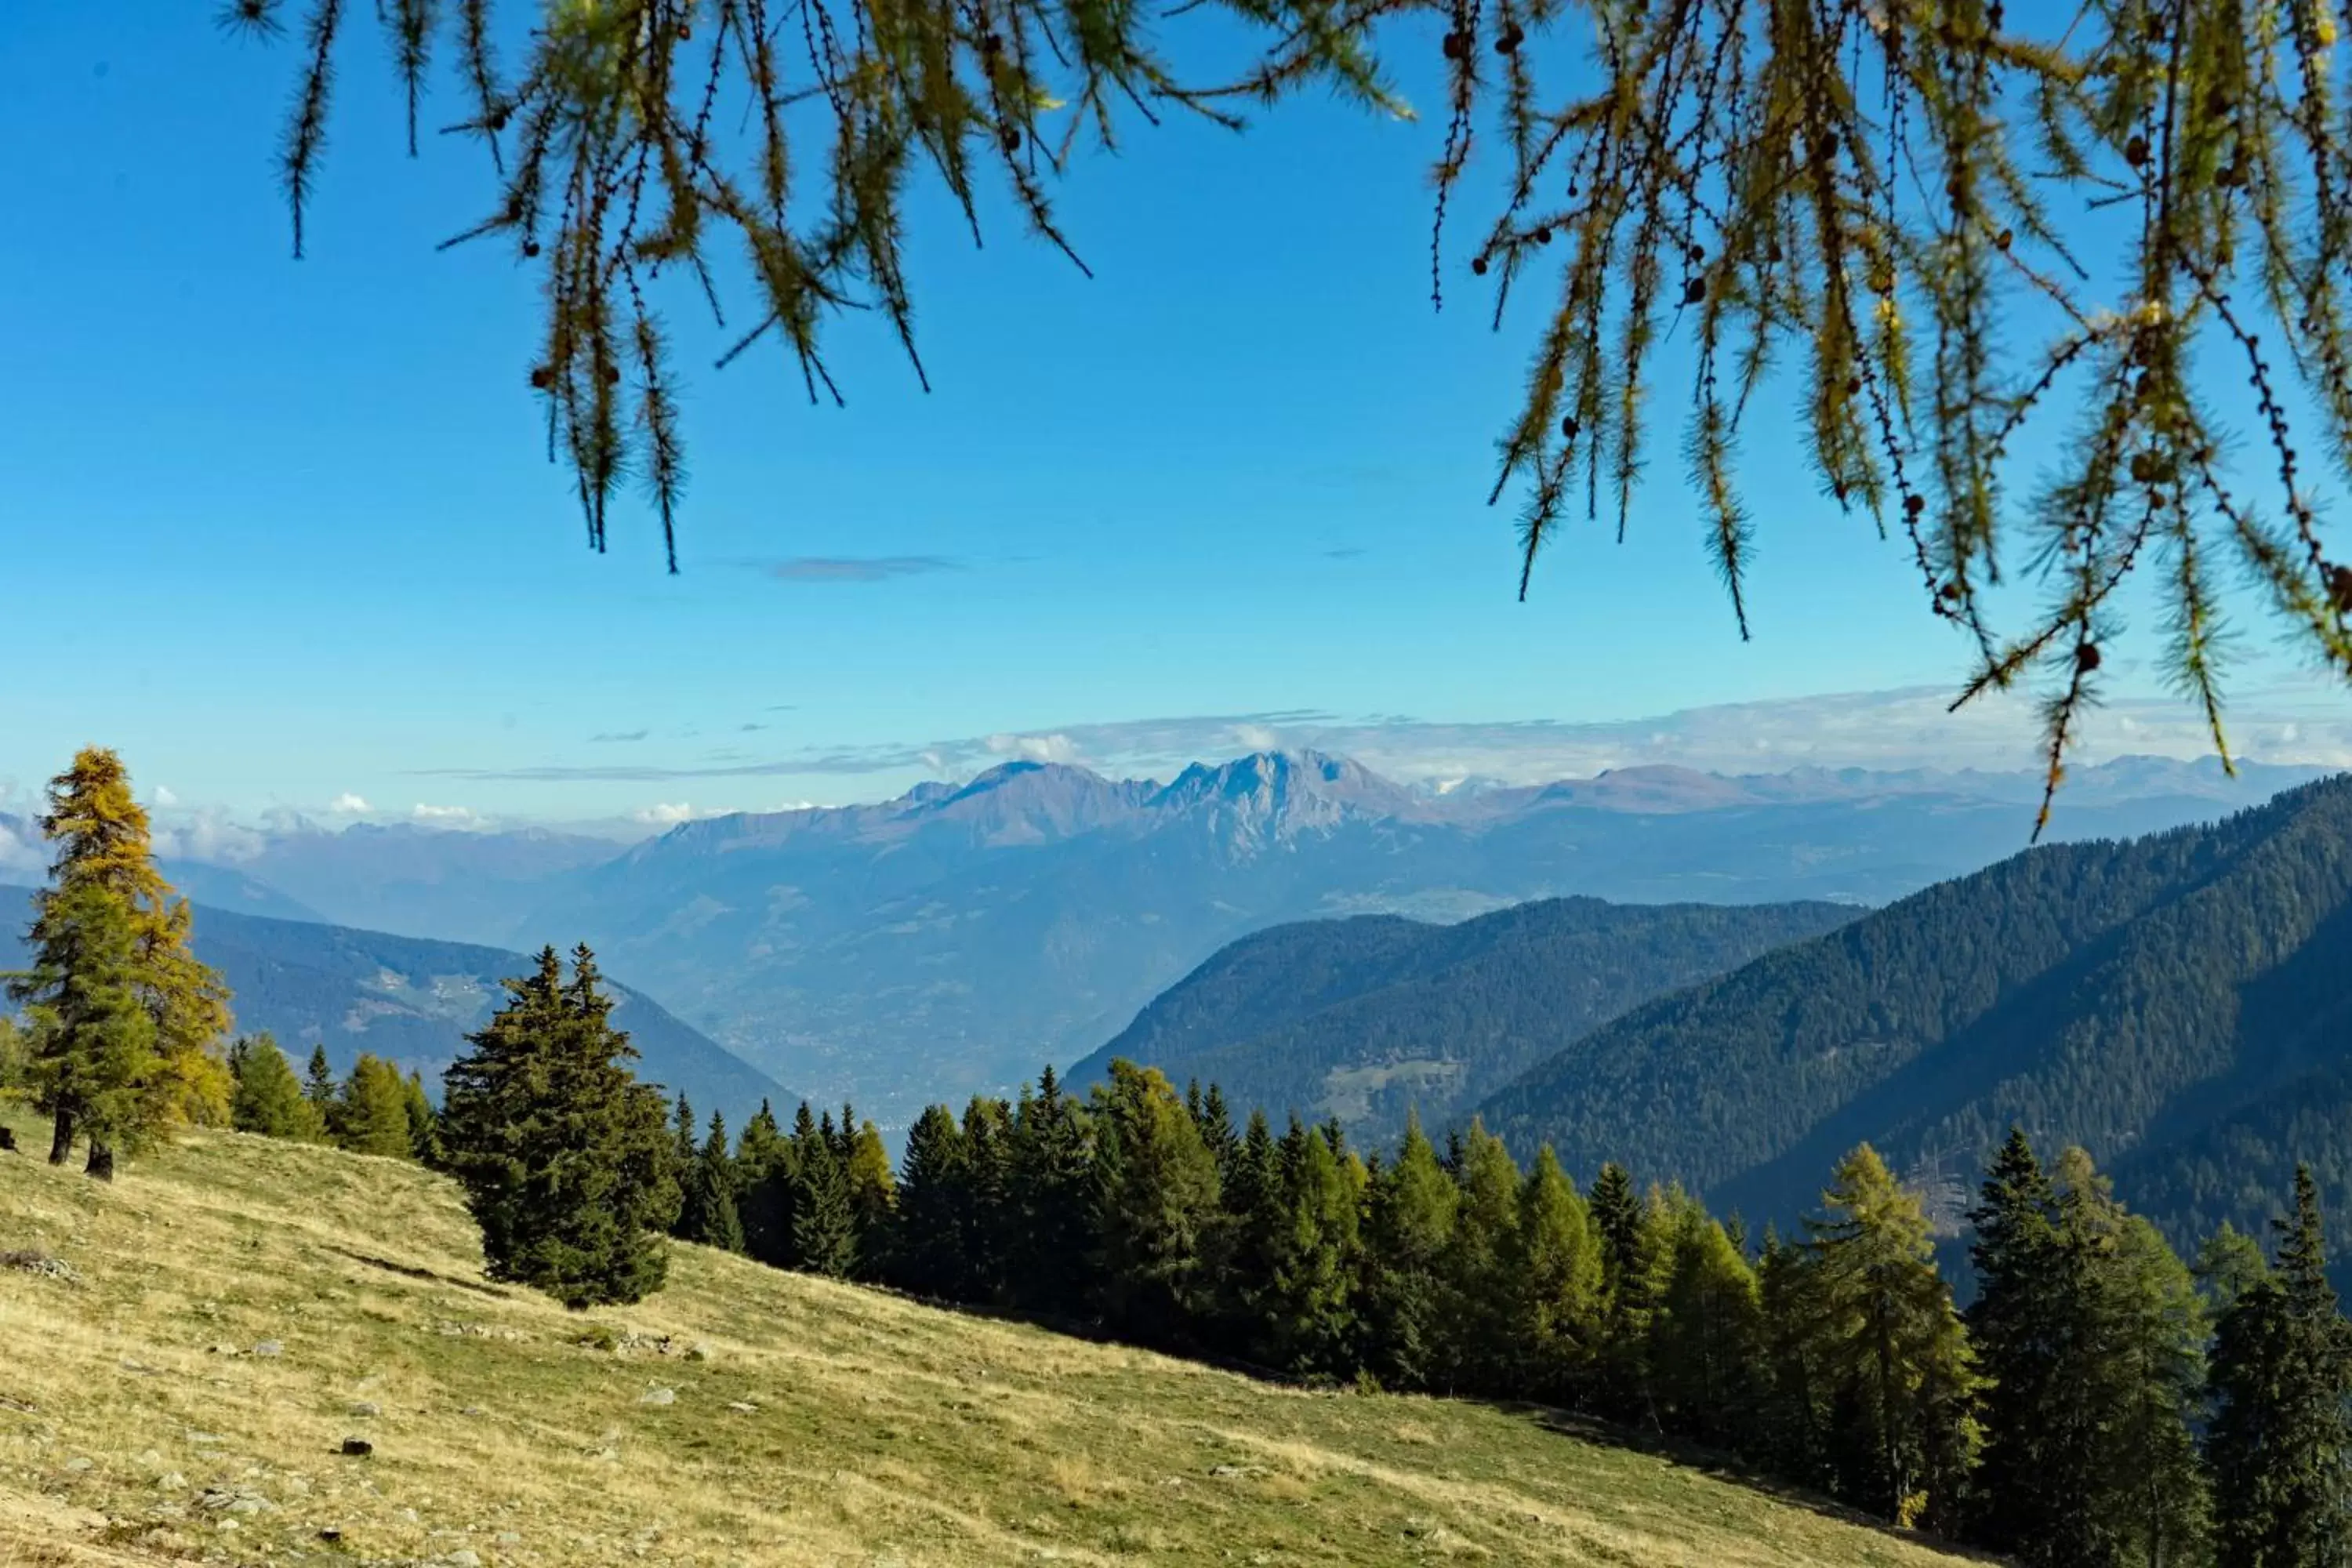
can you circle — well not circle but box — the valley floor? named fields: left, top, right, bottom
left=0, top=1116, right=1986, bottom=1567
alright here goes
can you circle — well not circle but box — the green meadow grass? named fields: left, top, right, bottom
left=0, top=1113, right=1990, bottom=1566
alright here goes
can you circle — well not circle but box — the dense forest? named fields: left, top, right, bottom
left=1475, top=775, right=2352, bottom=1260
left=409, top=1013, right=2349, bottom=1568
left=1073, top=896, right=1857, bottom=1142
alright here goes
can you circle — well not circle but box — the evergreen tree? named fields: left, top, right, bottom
left=1649, top=1192, right=1762, bottom=1448
left=1587, top=1161, right=1663, bottom=1423
left=332, top=1053, right=416, bottom=1156
left=1965, top=1128, right=2076, bottom=1560
left=1004, top=1065, right=1097, bottom=1319
left=1507, top=1145, right=1602, bottom=1402
left=1255, top=1114, right=1359, bottom=1377
left=1089, top=1060, right=1219, bottom=1346
left=228, top=1033, right=327, bottom=1142
left=960, top=1095, right=1014, bottom=1303
left=673, top=1091, right=696, bottom=1189
left=403, top=1069, right=441, bottom=1165
left=891, top=1104, right=972, bottom=1298
left=735, top=1100, right=793, bottom=1268
left=1805, top=1143, right=1981, bottom=1530
left=678, top=1111, right=746, bottom=1253
left=304, top=1044, right=337, bottom=1118
left=1199, top=1082, right=1240, bottom=1185
left=1753, top=1225, right=1831, bottom=1489
left=1359, top=1113, right=1457, bottom=1391
left=788, top=1102, right=858, bottom=1279
left=1218, top=1108, right=1284, bottom=1355
left=2209, top=1167, right=2352, bottom=1568
left=8, top=750, right=234, bottom=1176
left=1443, top=1120, right=1520, bottom=1391
left=438, top=946, right=680, bottom=1308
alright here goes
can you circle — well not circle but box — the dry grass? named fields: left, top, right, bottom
left=0, top=1113, right=1992, bottom=1566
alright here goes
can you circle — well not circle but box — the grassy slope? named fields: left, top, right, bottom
left=0, top=1119, right=1987, bottom=1568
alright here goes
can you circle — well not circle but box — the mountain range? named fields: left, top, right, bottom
left=1462, top=773, right=2352, bottom=1258
left=1070, top=895, right=1860, bottom=1143
left=9, top=751, right=2326, bottom=1120
left=0, top=887, right=789, bottom=1123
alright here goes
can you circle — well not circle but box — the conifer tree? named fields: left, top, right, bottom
left=1200, top=1083, right=1240, bottom=1186
left=1218, top=1108, right=1286, bottom=1356
left=1806, top=1143, right=1982, bottom=1530
left=228, top=1033, right=327, bottom=1142
left=735, top=1100, right=793, bottom=1268
left=403, top=1069, right=441, bottom=1166
left=2209, top=1167, right=2352, bottom=1568
left=788, top=1102, right=858, bottom=1279
left=438, top=946, right=680, bottom=1308
left=1359, top=1113, right=1457, bottom=1392
left=678, top=1111, right=746, bottom=1253
left=9, top=749, right=234, bottom=1176
left=1507, top=1145, right=1602, bottom=1402
left=1965, top=1128, right=2076, bottom=1559
left=892, top=1103, right=973, bottom=1298
left=844, top=1116, right=896, bottom=1277
left=958, top=1095, right=1015, bottom=1304
left=1089, top=1060, right=1219, bottom=1346
left=304, top=1044, right=337, bottom=1118
left=1753, top=1226, right=1831, bottom=1489
left=670, top=1091, right=697, bottom=1174
left=1255, top=1114, right=1359, bottom=1376
left=332, top=1053, right=416, bottom=1156
left=1443, top=1120, right=1521, bottom=1391
left=1650, top=1193, right=1763, bottom=1448
left=1004, top=1065, right=1097, bottom=1319
left=1586, top=1162, right=1663, bottom=1423
left=13, top=880, right=158, bottom=1174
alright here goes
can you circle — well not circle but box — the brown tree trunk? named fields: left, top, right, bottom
left=48, top=1108, right=74, bottom=1165
left=84, top=1138, right=114, bottom=1182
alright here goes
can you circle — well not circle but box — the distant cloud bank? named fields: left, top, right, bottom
left=405, top=681, right=2352, bottom=797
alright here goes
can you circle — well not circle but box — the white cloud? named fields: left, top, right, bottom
left=151, top=786, right=180, bottom=808
left=631, top=802, right=705, bottom=826
left=984, top=732, right=1082, bottom=766
left=151, top=809, right=268, bottom=865
left=411, top=803, right=479, bottom=826
left=0, top=818, right=41, bottom=874
left=328, top=793, right=372, bottom=815
left=1229, top=723, right=1282, bottom=753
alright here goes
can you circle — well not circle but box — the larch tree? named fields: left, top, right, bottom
left=438, top=945, right=681, bottom=1307
left=6, top=749, right=233, bottom=1178
left=199, top=2, right=2352, bottom=813
left=1359, top=1112, right=1458, bottom=1392
left=1505, top=1145, right=1602, bottom=1401
left=333, top=1053, right=420, bottom=1157
left=1089, top=1059, right=1220, bottom=1346
left=1805, top=1142, right=1982, bottom=1530
left=229, top=1033, right=328, bottom=1142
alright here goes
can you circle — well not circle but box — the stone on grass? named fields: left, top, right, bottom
left=339, top=1437, right=374, bottom=1457
left=350, top=1401, right=382, bottom=1417
left=637, top=1387, right=676, bottom=1406
left=251, top=1341, right=284, bottom=1358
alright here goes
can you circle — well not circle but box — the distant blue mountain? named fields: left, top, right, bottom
left=0, top=887, right=792, bottom=1123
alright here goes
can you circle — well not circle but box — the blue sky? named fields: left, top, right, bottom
left=2, top=6, right=2341, bottom=828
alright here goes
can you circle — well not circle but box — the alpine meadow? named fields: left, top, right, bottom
left=20, top=2, right=2352, bottom=1565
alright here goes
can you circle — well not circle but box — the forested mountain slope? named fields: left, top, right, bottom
left=1477, top=774, right=2352, bottom=1247
left=1073, top=896, right=1857, bottom=1139
left=0, top=887, right=789, bottom=1121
